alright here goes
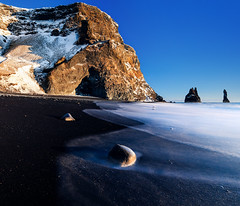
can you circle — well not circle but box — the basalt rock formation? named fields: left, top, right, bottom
left=223, top=89, right=230, bottom=103
left=185, top=87, right=201, bottom=103
left=0, top=2, right=163, bottom=101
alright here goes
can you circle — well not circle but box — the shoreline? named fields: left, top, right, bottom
left=58, top=124, right=240, bottom=206
left=59, top=101, right=240, bottom=206
left=0, top=95, right=240, bottom=205
left=0, top=95, right=124, bottom=205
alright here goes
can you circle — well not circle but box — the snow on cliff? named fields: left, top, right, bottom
left=0, top=4, right=87, bottom=94
left=0, top=3, right=161, bottom=101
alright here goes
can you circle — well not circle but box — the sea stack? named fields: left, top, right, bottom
left=223, top=89, right=230, bottom=103
left=185, top=87, right=201, bottom=103
left=0, top=3, right=163, bottom=102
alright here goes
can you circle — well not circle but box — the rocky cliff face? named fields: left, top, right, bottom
left=185, top=87, right=201, bottom=103
left=0, top=3, right=162, bottom=101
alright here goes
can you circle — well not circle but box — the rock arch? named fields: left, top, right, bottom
left=75, top=67, right=107, bottom=98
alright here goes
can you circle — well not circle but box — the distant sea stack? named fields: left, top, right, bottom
left=223, top=89, right=230, bottom=103
left=0, top=3, right=163, bottom=101
left=185, top=87, right=201, bottom=103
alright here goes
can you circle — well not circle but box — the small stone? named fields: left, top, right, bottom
left=61, top=113, right=75, bottom=121
left=108, top=144, right=137, bottom=167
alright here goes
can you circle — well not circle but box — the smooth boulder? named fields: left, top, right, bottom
left=108, top=144, right=136, bottom=167
left=61, top=113, right=75, bottom=121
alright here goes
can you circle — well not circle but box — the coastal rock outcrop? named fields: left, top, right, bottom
left=0, top=3, right=163, bottom=101
left=108, top=144, right=137, bottom=167
left=185, top=87, right=201, bottom=103
left=223, top=89, right=230, bottom=103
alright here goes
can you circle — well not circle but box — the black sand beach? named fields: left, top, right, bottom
left=0, top=95, right=123, bottom=205
left=0, top=95, right=240, bottom=206
left=58, top=120, right=240, bottom=206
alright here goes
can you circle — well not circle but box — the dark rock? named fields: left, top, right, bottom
left=29, top=4, right=79, bottom=21
left=51, top=28, right=60, bottom=36
left=156, top=94, right=165, bottom=102
left=185, top=87, right=201, bottom=103
left=223, top=89, right=230, bottom=103
left=8, top=20, right=37, bottom=36
left=75, top=67, right=107, bottom=98
left=77, top=20, right=90, bottom=44
left=108, top=144, right=136, bottom=167
left=59, top=27, right=71, bottom=36
left=25, top=31, right=38, bottom=35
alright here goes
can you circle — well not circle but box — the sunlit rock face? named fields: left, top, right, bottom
left=185, top=87, right=201, bottom=103
left=0, top=3, right=162, bottom=101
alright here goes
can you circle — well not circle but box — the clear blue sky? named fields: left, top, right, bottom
left=1, top=0, right=240, bottom=102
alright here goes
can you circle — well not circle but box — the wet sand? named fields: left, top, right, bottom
left=0, top=95, right=240, bottom=205
left=58, top=120, right=240, bottom=206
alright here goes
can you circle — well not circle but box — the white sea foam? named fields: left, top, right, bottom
left=96, top=102, right=240, bottom=158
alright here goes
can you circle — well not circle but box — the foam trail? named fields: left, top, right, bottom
left=95, top=102, right=240, bottom=158
left=58, top=102, right=240, bottom=192
left=61, top=126, right=240, bottom=188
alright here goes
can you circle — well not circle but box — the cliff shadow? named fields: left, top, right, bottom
left=75, top=67, right=107, bottom=98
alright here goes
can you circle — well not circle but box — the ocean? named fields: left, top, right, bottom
left=81, top=102, right=240, bottom=186
left=58, top=101, right=240, bottom=205
left=100, top=102, right=240, bottom=158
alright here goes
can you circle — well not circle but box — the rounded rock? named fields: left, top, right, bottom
left=61, top=113, right=75, bottom=121
left=108, top=144, right=136, bottom=167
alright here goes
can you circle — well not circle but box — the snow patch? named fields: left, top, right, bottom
left=33, top=31, right=88, bottom=85
left=0, top=6, right=88, bottom=92
left=4, top=65, right=44, bottom=94
left=143, top=96, right=154, bottom=102
left=0, top=56, right=7, bottom=63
